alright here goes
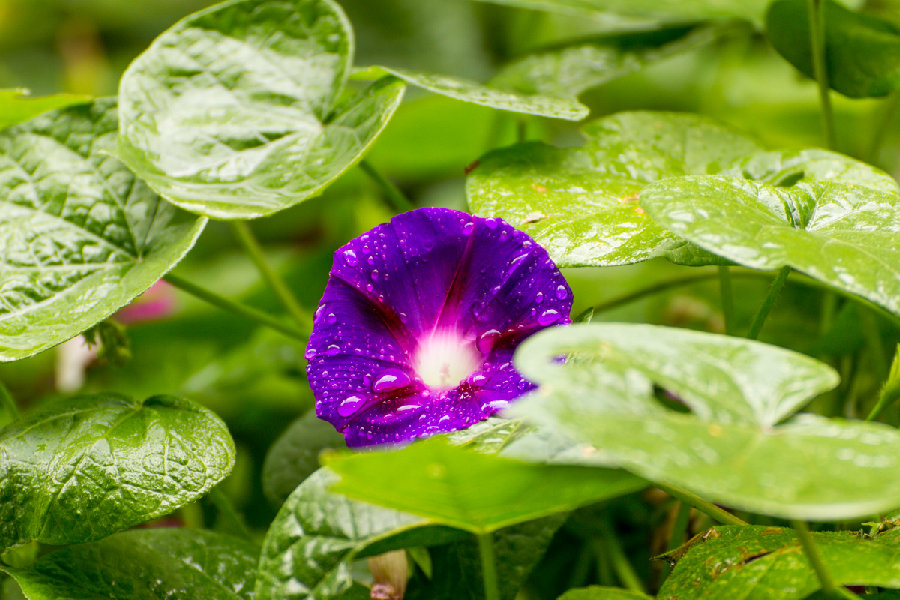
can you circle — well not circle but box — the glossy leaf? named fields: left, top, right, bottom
left=641, top=176, right=900, bottom=316
left=446, top=417, right=531, bottom=454
left=0, top=393, right=235, bottom=550
left=324, top=436, right=645, bottom=534
left=491, top=24, right=723, bottom=99
left=256, top=468, right=463, bottom=600
left=767, top=0, right=900, bottom=97
left=660, top=526, right=900, bottom=598
left=558, top=587, right=653, bottom=600
left=1, top=529, right=257, bottom=600
left=117, top=0, right=405, bottom=219
left=466, top=112, right=760, bottom=267
left=0, top=99, right=206, bottom=361
left=375, top=66, right=587, bottom=121
left=261, top=411, right=346, bottom=504
left=511, top=323, right=900, bottom=519
left=0, top=89, right=90, bottom=131
left=471, top=0, right=771, bottom=24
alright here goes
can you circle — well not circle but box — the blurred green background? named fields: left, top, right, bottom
left=3, top=1, right=900, bottom=595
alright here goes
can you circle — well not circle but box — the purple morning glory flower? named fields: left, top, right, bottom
left=306, top=207, right=572, bottom=447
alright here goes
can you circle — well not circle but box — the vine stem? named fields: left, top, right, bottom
left=477, top=533, right=500, bottom=600
left=655, top=482, right=747, bottom=527
left=718, top=266, right=735, bottom=335
left=598, top=522, right=644, bottom=593
left=209, top=487, right=252, bottom=540
left=0, top=378, right=20, bottom=419
left=163, top=273, right=307, bottom=343
left=746, top=267, right=791, bottom=340
left=807, top=0, right=835, bottom=149
left=359, top=160, right=415, bottom=213
left=229, top=221, right=312, bottom=333
left=865, top=344, right=900, bottom=422
left=792, top=520, right=857, bottom=600
left=667, top=501, right=692, bottom=551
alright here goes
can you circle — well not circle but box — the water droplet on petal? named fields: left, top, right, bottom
left=304, top=347, right=317, bottom=359
left=486, top=399, right=509, bottom=412
left=338, top=395, right=364, bottom=417
left=370, top=270, right=380, bottom=281
left=325, top=344, right=340, bottom=356
left=555, top=284, right=568, bottom=299
left=326, top=312, right=337, bottom=324
left=343, top=249, right=358, bottom=266
left=477, top=329, right=501, bottom=354
left=470, top=373, right=488, bottom=386
left=484, top=218, right=498, bottom=229
left=535, top=292, right=544, bottom=304
left=373, top=368, right=411, bottom=393
left=538, top=309, right=561, bottom=326
left=463, top=222, right=474, bottom=235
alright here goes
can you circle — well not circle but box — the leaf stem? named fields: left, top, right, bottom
left=598, top=522, right=644, bottom=593
left=718, top=266, right=735, bottom=335
left=792, top=520, right=856, bottom=600
left=229, top=221, right=312, bottom=333
left=163, top=273, right=307, bottom=343
left=655, top=482, right=748, bottom=527
left=807, top=0, right=836, bottom=149
left=865, top=344, right=900, bottom=422
left=867, top=92, right=900, bottom=162
left=209, top=487, right=252, bottom=540
left=0, top=378, right=19, bottom=419
left=359, top=160, right=415, bottom=213
left=667, top=501, right=693, bottom=551
left=746, top=266, right=791, bottom=340
left=477, top=533, right=500, bottom=600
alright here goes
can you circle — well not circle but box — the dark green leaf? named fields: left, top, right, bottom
left=373, top=66, right=587, bottom=121
left=0, top=393, right=235, bottom=549
left=511, top=323, right=900, bottom=519
left=466, top=112, right=760, bottom=267
left=641, top=176, right=900, bottom=316
left=261, top=411, right=345, bottom=504
left=767, top=0, right=900, bottom=97
left=490, top=24, right=723, bottom=99
left=117, top=0, right=405, bottom=219
left=324, top=436, right=644, bottom=534
left=558, top=587, right=653, bottom=599
left=660, top=526, right=900, bottom=598
left=1, top=529, right=257, bottom=600
left=255, top=468, right=463, bottom=600
left=0, top=90, right=90, bottom=131
left=0, top=99, right=206, bottom=361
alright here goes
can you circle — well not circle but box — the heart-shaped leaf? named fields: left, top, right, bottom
left=767, top=0, right=900, bottom=97
left=323, top=436, right=644, bottom=534
left=466, top=112, right=760, bottom=267
left=0, top=393, right=235, bottom=550
left=0, top=89, right=90, bottom=131
left=0, top=99, right=206, bottom=361
left=363, top=66, right=588, bottom=121
left=256, top=468, right=463, bottom=600
left=1, top=529, right=257, bottom=600
left=641, top=176, right=900, bottom=316
left=660, top=526, right=900, bottom=598
left=117, top=0, right=405, bottom=219
left=511, top=323, right=900, bottom=519
left=490, top=24, right=723, bottom=99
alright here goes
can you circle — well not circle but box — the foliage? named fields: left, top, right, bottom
left=2, top=0, right=900, bottom=598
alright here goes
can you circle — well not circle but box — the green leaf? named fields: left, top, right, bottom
left=0, top=393, right=235, bottom=550
left=490, top=24, right=724, bottom=99
left=640, top=176, right=900, bottom=317
left=558, top=587, right=653, bottom=600
left=660, top=526, right=900, bottom=598
left=117, top=0, right=405, bottom=220
left=767, top=0, right=900, bottom=98
left=323, top=436, right=644, bottom=534
left=0, top=90, right=91, bottom=131
left=445, top=417, right=531, bottom=454
left=256, top=468, right=463, bottom=600
left=261, top=411, right=346, bottom=504
left=511, top=323, right=900, bottom=519
left=466, top=111, right=761, bottom=267
left=470, top=0, right=771, bottom=24
left=1, top=529, right=257, bottom=600
left=0, top=99, right=206, bottom=361
left=372, top=66, right=587, bottom=121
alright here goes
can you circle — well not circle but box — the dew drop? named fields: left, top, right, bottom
left=338, top=395, right=364, bottom=417
left=555, top=284, right=568, bottom=299
left=370, top=269, right=380, bottom=281
left=484, top=218, right=498, bottom=229
left=367, top=255, right=375, bottom=265
left=343, top=249, right=358, bottom=266
left=470, top=373, right=488, bottom=386
left=477, top=329, right=501, bottom=354
left=485, top=399, right=510, bottom=412
left=537, top=309, right=561, bottom=326
left=535, top=292, right=544, bottom=304
left=372, top=368, right=411, bottom=393
left=325, top=344, right=340, bottom=356
left=463, top=222, right=474, bottom=235
left=305, top=347, right=317, bottom=359
left=326, top=312, right=337, bottom=324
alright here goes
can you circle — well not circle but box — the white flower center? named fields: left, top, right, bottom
left=415, top=331, right=481, bottom=390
